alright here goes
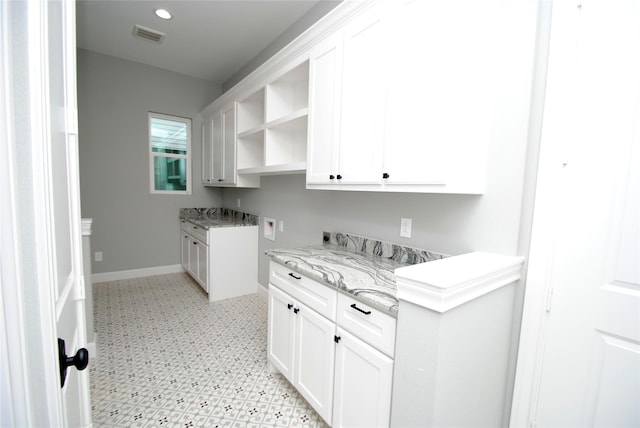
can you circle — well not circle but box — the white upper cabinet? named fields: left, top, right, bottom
left=200, top=0, right=523, bottom=193
left=381, top=0, right=495, bottom=192
left=306, top=33, right=343, bottom=184
left=203, top=102, right=260, bottom=188
left=337, top=6, right=386, bottom=185
left=203, top=109, right=235, bottom=185
left=306, top=7, right=387, bottom=186
left=306, top=0, right=503, bottom=193
left=202, top=116, right=213, bottom=185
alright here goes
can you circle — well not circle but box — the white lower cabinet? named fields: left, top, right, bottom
left=180, top=221, right=258, bottom=301
left=333, top=327, right=393, bottom=428
left=181, top=230, right=208, bottom=292
left=268, top=284, right=336, bottom=424
left=267, top=262, right=396, bottom=427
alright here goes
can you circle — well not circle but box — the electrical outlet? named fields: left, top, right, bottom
left=400, top=218, right=412, bottom=238
left=236, top=198, right=241, bottom=208
left=278, top=220, right=284, bottom=233
left=94, top=251, right=103, bottom=262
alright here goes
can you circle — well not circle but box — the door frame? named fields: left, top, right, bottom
left=511, top=0, right=640, bottom=425
left=1, top=0, right=82, bottom=425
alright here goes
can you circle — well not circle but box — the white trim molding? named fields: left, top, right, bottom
left=395, top=252, right=525, bottom=313
left=92, top=264, right=184, bottom=283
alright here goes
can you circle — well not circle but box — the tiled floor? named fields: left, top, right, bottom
left=90, top=272, right=328, bottom=427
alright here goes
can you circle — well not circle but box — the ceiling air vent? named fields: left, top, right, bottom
left=133, top=25, right=165, bottom=43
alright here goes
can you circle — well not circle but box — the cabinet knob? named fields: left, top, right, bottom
left=329, top=174, right=335, bottom=180
left=218, top=179, right=224, bottom=182
left=382, top=172, right=390, bottom=179
left=334, top=335, right=341, bottom=343
left=293, top=307, right=300, bottom=314
left=336, top=174, right=342, bottom=180
left=287, top=303, right=293, bottom=310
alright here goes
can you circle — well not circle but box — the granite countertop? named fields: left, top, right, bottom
left=179, top=207, right=258, bottom=229
left=265, top=233, right=450, bottom=316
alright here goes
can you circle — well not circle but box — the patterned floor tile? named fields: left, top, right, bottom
left=91, top=272, right=328, bottom=427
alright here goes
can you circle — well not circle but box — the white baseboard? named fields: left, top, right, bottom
left=257, top=282, right=268, bottom=299
left=92, top=264, right=184, bottom=283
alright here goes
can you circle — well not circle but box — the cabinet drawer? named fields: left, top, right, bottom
left=181, top=221, right=207, bottom=243
left=269, top=261, right=337, bottom=321
left=337, top=293, right=396, bottom=357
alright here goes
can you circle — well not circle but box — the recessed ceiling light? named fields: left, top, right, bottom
left=154, top=9, right=172, bottom=20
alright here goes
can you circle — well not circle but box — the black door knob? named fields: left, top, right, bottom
left=58, top=338, right=89, bottom=387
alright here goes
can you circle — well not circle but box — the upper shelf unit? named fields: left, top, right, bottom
left=236, top=61, right=310, bottom=176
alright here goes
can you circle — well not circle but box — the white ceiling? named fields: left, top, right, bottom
left=76, top=1, right=326, bottom=84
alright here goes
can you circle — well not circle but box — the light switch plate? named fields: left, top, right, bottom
left=400, top=218, right=412, bottom=238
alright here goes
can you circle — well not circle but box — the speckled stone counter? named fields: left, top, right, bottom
left=179, top=208, right=258, bottom=229
left=265, top=233, right=450, bottom=316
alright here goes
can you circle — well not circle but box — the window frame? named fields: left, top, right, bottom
left=148, top=112, right=192, bottom=195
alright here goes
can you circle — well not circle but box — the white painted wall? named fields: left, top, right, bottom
left=77, top=50, right=223, bottom=274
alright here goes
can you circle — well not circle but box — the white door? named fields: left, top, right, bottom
left=511, top=1, right=640, bottom=426
left=0, top=0, right=92, bottom=426
left=268, top=285, right=296, bottom=382
left=306, top=33, right=343, bottom=185
left=202, top=115, right=213, bottom=184
left=333, top=327, right=393, bottom=428
left=295, top=301, right=336, bottom=425
left=382, top=0, right=494, bottom=186
left=222, top=102, right=237, bottom=184
left=338, top=6, right=386, bottom=185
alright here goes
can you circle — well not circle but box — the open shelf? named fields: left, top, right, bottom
left=266, top=61, right=310, bottom=123
left=238, top=162, right=306, bottom=176
left=237, top=89, right=265, bottom=134
left=237, top=130, right=264, bottom=170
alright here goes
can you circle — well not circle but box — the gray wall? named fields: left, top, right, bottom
left=223, top=0, right=342, bottom=92
left=77, top=49, right=222, bottom=274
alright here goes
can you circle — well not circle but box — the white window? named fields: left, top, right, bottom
left=149, top=112, right=192, bottom=194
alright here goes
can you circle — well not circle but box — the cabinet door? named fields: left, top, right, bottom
left=295, top=301, right=336, bottom=425
left=268, top=285, right=296, bottom=382
left=211, top=111, right=224, bottom=183
left=187, top=237, right=198, bottom=278
left=338, top=7, right=386, bottom=185
left=196, top=240, right=208, bottom=291
left=202, top=116, right=214, bottom=184
left=221, top=102, right=237, bottom=184
left=333, top=327, right=393, bottom=428
left=306, top=33, right=343, bottom=184
left=383, top=0, right=493, bottom=188
left=181, top=231, right=190, bottom=271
